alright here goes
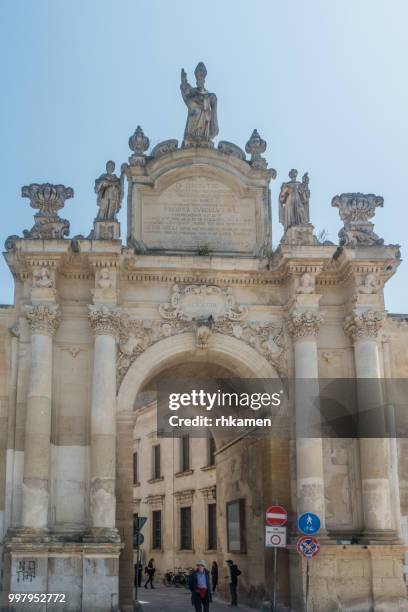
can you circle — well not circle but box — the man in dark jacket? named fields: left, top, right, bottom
left=226, top=559, right=241, bottom=607
left=189, top=560, right=212, bottom=612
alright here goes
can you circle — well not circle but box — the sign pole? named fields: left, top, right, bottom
left=305, top=558, right=310, bottom=612
left=272, top=498, right=278, bottom=611
left=135, top=533, right=140, bottom=605
left=272, top=546, right=277, bottom=611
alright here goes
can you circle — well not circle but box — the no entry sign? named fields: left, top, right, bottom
left=265, top=526, right=287, bottom=548
left=266, top=505, right=287, bottom=526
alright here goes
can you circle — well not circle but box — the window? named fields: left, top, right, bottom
left=152, top=445, right=161, bottom=480
left=227, top=499, right=246, bottom=553
left=180, top=506, right=192, bottom=550
left=181, top=434, right=190, bottom=472
left=152, top=510, right=162, bottom=550
left=133, top=452, right=138, bottom=484
left=208, top=503, right=217, bottom=550
left=208, top=435, right=216, bottom=466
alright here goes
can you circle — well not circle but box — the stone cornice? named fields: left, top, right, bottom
left=26, top=303, right=61, bottom=336
left=344, top=310, right=386, bottom=341
left=88, top=305, right=121, bottom=338
left=287, top=311, right=323, bottom=339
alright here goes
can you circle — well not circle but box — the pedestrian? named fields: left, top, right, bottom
left=144, top=558, right=156, bottom=589
left=226, top=559, right=241, bottom=607
left=189, top=560, right=212, bottom=612
left=211, top=561, right=218, bottom=593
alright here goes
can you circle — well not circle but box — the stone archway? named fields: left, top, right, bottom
left=116, top=331, right=290, bottom=610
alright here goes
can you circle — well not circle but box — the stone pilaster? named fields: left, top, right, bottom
left=344, top=309, right=396, bottom=542
left=87, top=305, right=121, bottom=542
left=21, top=304, right=61, bottom=531
left=288, top=307, right=327, bottom=532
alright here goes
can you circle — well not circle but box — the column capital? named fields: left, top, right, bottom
left=88, top=304, right=121, bottom=337
left=287, top=310, right=323, bottom=339
left=25, top=303, right=61, bottom=336
left=344, top=310, right=386, bottom=341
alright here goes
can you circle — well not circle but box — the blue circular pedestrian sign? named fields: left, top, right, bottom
left=298, top=512, right=321, bottom=535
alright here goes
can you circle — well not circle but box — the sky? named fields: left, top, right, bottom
left=1, top=0, right=407, bottom=311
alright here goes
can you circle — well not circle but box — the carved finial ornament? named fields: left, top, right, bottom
left=26, top=304, right=61, bottom=336
left=331, top=193, right=384, bottom=246
left=287, top=311, right=323, bottom=339
left=344, top=310, right=385, bottom=340
left=129, top=125, right=150, bottom=157
left=245, top=129, right=267, bottom=169
left=21, top=183, right=73, bottom=240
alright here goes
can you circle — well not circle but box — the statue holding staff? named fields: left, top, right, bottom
left=180, top=62, right=219, bottom=146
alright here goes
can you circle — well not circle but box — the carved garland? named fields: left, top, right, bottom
left=117, top=285, right=287, bottom=387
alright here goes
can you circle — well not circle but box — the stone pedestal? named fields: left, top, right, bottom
left=92, top=220, right=120, bottom=240
left=5, top=540, right=122, bottom=612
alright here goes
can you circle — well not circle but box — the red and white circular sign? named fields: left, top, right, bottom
left=269, top=533, right=283, bottom=546
left=266, top=505, right=287, bottom=526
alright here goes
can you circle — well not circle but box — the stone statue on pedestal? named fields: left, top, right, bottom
left=92, top=161, right=126, bottom=240
left=180, top=62, right=219, bottom=147
left=95, top=161, right=124, bottom=221
left=279, top=169, right=310, bottom=231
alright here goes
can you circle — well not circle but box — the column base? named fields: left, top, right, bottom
left=359, top=529, right=400, bottom=545
left=6, top=527, right=50, bottom=543
left=83, top=527, right=121, bottom=544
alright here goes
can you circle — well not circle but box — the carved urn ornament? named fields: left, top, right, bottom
left=245, top=129, right=267, bottom=169
left=331, top=193, right=384, bottom=246
left=129, top=125, right=150, bottom=164
left=21, top=183, right=73, bottom=240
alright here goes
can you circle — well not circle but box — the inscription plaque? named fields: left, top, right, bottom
left=141, top=176, right=257, bottom=253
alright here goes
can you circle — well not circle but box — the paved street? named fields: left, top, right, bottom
left=135, top=584, right=258, bottom=611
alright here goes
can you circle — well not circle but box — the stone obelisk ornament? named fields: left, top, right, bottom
left=180, top=62, right=219, bottom=147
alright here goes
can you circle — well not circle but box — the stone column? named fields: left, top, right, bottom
left=288, top=309, right=326, bottom=530
left=21, top=303, right=61, bottom=530
left=87, top=305, right=121, bottom=540
left=116, top=410, right=136, bottom=612
left=345, top=310, right=395, bottom=541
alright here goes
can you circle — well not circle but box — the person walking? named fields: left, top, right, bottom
left=189, top=560, right=212, bottom=612
left=226, top=559, right=241, bottom=607
left=211, top=561, right=218, bottom=593
left=144, top=558, right=156, bottom=589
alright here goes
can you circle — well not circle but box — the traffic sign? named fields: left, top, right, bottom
left=266, top=505, right=287, bottom=526
left=265, top=526, right=287, bottom=548
left=296, top=536, right=320, bottom=559
left=133, top=533, right=144, bottom=548
left=133, top=516, right=147, bottom=532
left=298, top=512, right=321, bottom=535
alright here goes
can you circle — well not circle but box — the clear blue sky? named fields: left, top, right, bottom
left=1, top=0, right=407, bottom=311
